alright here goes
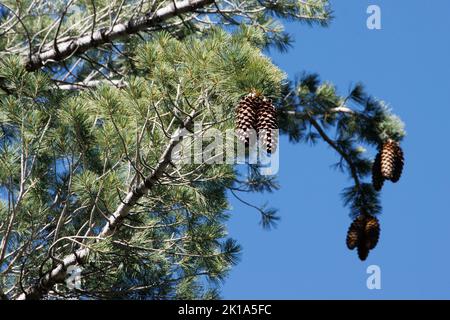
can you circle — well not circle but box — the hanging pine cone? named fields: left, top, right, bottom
left=235, top=92, right=259, bottom=146
left=346, top=215, right=380, bottom=261
left=372, top=139, right=404, bottom=190
left=390, top=146, right=404, bottom=183
left=380, top=139, right=404, bottom=182
left=346, top=215, right=365, bottom=250
left=255, top=96, right=278, bottom=154
left=372, top=152, right=384, bottom=191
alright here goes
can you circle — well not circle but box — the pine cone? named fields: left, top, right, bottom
left=346, top=215, right=365, bottom=250
left=372, top=152, right=384, bottom=191
left=380, top=140, right=404, bottom=182
left=255, top=97, right=278, bottom=154
left=365, top=216, right=380, bottom=250
left=235, top=93, right=259, bottom=146
left=346, top=215, right=381, bottom=261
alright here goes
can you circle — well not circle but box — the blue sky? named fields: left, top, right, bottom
left=222, top=0, right=450, bottom=299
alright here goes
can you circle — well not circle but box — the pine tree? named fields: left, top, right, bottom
left=0, top=0, right=405, bottom=300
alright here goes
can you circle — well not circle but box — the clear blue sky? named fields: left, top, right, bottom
left=222, top=0, right=450, bottom=299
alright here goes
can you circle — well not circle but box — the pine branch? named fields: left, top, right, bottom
left=56, top=79, right=127, bottom=90
left=16, top=109, right=198, bottom=300
left=306, top=113, right=361, bottom=190
left=284, top=106, right=354, bottom=116
left=24, top=0, right=214, bottom=71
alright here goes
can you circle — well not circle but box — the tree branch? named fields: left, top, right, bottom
left=24, top=0, right=214, bottom=71
left=56, top=79, right=126, bottom=90
left=284, top=106, right=354, bottom=116
left=305, top=113, right=361, bottom=190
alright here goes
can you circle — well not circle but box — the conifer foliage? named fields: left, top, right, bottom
left=0, top=0, right=407, bottom=300
left=0, top=30, right=287, bottom=299
left=278, top=74, right=405, bottom=261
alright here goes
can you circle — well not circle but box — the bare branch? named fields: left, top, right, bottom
left=56, top=79, right=126, bottom=90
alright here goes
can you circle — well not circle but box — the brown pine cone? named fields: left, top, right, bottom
left=235, top=92, right=259, bottom=146
left=346, top=215, right=381, bottom=261
left=380, top=140, right=404, bottom=182
left=255, top=96, right=278, bottom=154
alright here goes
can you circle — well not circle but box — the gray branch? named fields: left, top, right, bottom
left=284, top=106, right=354, bottom=116
left=24, top=0, right=214, bottom=71
left=57, top=79, right=127, bottom=90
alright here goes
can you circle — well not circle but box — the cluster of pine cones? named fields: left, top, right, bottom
left=346, top=214, right=380, bottom=261
left=347, top=139, right=404, bottom=261
left=235, top=91, right=278, bottom=153
left=237, top=95, right=405, bottom=261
